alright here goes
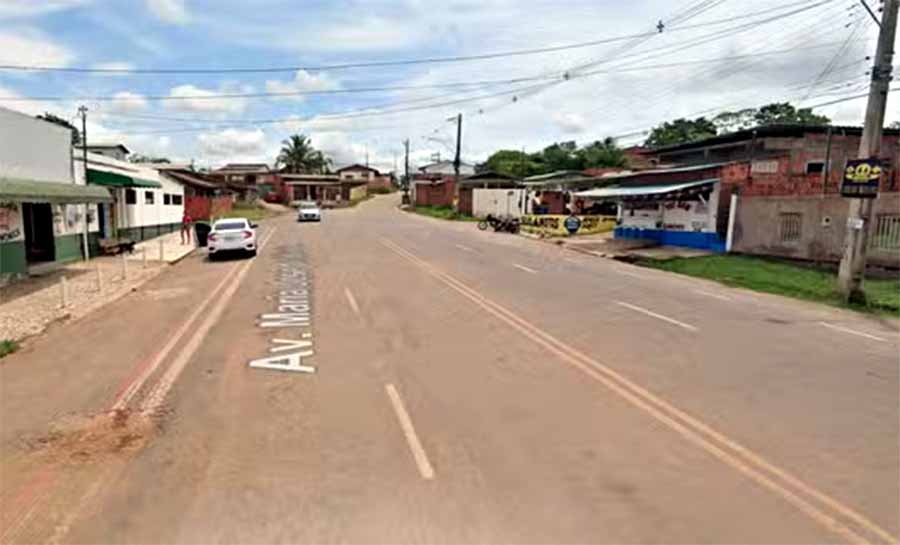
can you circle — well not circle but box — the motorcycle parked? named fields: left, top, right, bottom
left=478, top=214, right=520, bottom=234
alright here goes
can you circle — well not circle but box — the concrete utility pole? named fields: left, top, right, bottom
left=78, top=105, right=90, bottom=262
left=837, top=0, right=898, bottom=302
left=403, top=139, right=410, bottom=205
left=452, top=113, right=462, bottom=211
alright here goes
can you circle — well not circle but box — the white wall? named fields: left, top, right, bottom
left=618, top=185, right=720, bottom=232
left=473, top=188, right=531, bottom=218
left=0, top=107, right=73, bottom=184
left=120, top=175, right=184, bottom=229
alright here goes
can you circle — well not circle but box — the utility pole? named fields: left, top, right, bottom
left=837, top=0, right=897, bottom=302
left=452, top=113, right=462, bottom=211
left=78, top=105, right=90, bottom=262
left=403, top=139, right=410, bottom=205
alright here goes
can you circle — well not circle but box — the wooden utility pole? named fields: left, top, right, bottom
left=78, top=105, right=90, bottom=262
left=837, top=0, right=898, bottom=302
left=452, top=113, right=462, bottom=211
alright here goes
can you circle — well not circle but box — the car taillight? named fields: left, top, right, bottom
left=243, top=230, right=253, bottom=239
left=208, top=233, right=217, bottom=242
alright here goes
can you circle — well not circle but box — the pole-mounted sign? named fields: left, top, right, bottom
left=840, top=158, right=882, bottom=198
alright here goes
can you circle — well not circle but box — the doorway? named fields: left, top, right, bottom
left=22, top=203, right=55, bottom=263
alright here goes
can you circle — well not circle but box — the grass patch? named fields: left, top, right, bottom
left=0, top=339, right=19, bottom=359
left=369, top=187, right=397, bottom=195
left=637, top=254, right=900, bottom=316
left=409, top=205, right=478, bottom=222
left=221, top=201, right=278, bottom=223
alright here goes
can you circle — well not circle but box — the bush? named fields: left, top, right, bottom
left=0, top=339, right=19, bottom=359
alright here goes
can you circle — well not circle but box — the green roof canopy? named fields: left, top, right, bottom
left=0, top=177, right=113, bottom=204
left=88, top=169, right=162, bottom=188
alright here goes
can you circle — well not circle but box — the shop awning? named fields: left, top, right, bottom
left=0, top=177, right=113, bottom=204
left=87, top=169, right=162, bottom=188
left=575, top=178, right=718, bottom=200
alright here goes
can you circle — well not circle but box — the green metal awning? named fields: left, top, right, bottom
left=88, top=169, right=162, bottom=188
left=0, top=177, right=113, bottom=204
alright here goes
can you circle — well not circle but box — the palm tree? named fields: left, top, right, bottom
left=277, top=134, right=333, bottom=174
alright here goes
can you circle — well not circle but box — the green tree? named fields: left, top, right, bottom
left=129, top=154, right=171, bottom=164
left=539, top=141, right=583, bottom=172
left=36, top=112, right=80, bottom=146
left=482, top=149, right=542, bottom=178
left=753, top=102, right=830, bottom=126
left=578, top=137, right=627, bottom=168
left=645, top=117, right=718, bottom=148
left=276, top=134, right=332, bottom=173
left=712, top=108, right=757, bottom=133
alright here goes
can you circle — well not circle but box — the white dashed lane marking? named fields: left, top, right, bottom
left=513, top=263, right=538, bottom=274
left=385, top=383, right=435, bottom=480
left=616, top=301, right=699, bottom=332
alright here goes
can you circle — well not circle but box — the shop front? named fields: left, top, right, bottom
left=0, top=178, right=112, bottom=279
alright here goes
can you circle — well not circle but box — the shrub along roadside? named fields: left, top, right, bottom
left=0, top=339, right=20, bottom=359
left=408, top=205, right=479, bottom=222
left=637, top=254, right=900, bottom=317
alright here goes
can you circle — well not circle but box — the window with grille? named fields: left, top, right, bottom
left=779, top=213, right=802, bottom=242
left=870, top=214, right=900, bottom=251
left=145, top=191, right=154, bottom=205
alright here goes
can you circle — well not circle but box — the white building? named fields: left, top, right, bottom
left=74, top=152, right=184, bottom=242
left=0, top=107, right=110, bottom=279
left=417, top=160, right=476, bottom=176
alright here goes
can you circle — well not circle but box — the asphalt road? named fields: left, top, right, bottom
left=1, top=194, right=897, bottom=544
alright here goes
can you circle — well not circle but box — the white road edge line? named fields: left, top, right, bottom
left=818, top=321, right=888, bottom=343
left=513, top=263, right=538, bottom=274
left=385, top=383, right=435, bottom=480
left=693, top=289, right=733, bottom=302
left=616, top=301, right=699, bottom=332
left=455, top=244, right=475, bottom=253
left=344, top=287, right=361, bottom=317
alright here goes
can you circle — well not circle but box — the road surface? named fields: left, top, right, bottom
left=1, top=194, right=897, bottom=544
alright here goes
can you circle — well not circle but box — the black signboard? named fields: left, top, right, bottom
left=841, top=158, right=882, bottom=199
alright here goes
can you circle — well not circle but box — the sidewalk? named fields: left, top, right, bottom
left=0, top=245, right=182, bottom=343
left=126, top=230, right=196, bottom=264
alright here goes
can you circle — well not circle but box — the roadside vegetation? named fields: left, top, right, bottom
left=409, top=205, right=478, bottom=222
left=223, top=201, right=281, bottom=222
left=637, top=255, right=900, bottom=316
left=369, top=187, right=397, bottom=195
left=0, top=339, right=20, bottom=359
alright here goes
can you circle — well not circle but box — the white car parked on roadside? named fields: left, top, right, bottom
left=208, top=218, right=258, bottom=259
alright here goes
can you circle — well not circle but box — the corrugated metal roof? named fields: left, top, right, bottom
left=576, top=178, right=718, bottom=199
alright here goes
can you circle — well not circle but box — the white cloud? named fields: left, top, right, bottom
left=552, top=112, right=587, bottom=134
left=146, top=0, right=189, bottom=25
left=0, top=29, right=74, bottom=67
left=106, top=92, right=148, bottom=113
left=197, top=128, right=267, bottom=159
left=0, top=0, right=89, bottom=18
left=265, top=70, right=340, bottom=102
left=165, top=84, right=250, bottom=114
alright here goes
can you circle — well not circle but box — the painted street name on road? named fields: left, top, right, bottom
left=250, top=250, right=316, bottom=374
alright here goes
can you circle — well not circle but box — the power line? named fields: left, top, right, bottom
left=0, top=0, right=833, bottom=76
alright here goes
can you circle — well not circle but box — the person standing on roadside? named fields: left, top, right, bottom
left=181, top=210, right=192, bottom=245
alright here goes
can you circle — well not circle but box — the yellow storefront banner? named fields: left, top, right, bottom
left=520, top=215, right=617, bottom=237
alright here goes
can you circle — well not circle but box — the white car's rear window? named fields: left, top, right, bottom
left=215, top=221, right=247, bottom=231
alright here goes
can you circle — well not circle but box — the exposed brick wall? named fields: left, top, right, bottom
left=414, top=177, right=456, bottom=208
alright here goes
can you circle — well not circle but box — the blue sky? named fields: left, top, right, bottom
left=0, top=0, right=894, bottom=170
